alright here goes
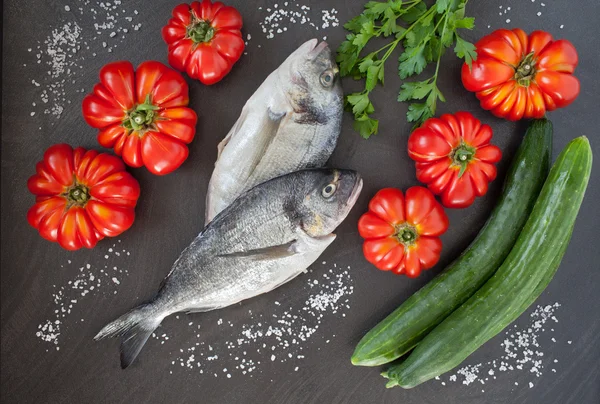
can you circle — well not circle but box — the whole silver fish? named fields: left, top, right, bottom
left=205, top=39, right=343, bottom=222
left=96, top=168, right=362, bottom=368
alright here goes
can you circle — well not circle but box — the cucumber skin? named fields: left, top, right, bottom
left=386, top=136, right=593, bottom=388
left=351, top=120, right=553, bottom=367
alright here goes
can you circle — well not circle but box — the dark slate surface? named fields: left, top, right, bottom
left=2, top=0, right=599, bottom=403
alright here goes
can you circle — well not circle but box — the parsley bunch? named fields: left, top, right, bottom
left=337, top=0, right=477, bottom=138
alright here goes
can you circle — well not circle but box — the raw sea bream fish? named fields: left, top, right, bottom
left=96, top=168, right=363, bottom=368
left=205, top=38, right=343, bottom=222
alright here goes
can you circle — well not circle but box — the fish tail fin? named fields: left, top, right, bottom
left=94, top=303, right=164, bottom=369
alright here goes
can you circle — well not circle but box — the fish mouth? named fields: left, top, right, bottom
left=307, top=41, right=330, bottom=61
left=347, top=176, right=363, bottom=208
left=296, top=38, right=318, bottom=56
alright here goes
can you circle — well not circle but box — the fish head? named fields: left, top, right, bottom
left=280, top=39, right=343, bottom=123
left=296, top=168, right=363, bottom=237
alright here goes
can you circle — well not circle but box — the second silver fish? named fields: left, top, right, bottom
left=205, top=39, right=343, bottom=222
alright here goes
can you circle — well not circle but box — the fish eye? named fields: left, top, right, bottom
left=322, top=183, right=337, bottom=198
left=320, top=70, right=334, bottom=87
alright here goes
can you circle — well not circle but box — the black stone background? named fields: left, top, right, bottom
left=2, top=0, right=599, bottom=403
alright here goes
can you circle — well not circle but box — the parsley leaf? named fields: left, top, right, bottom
left=366, top=62, right=384, bottom=91
left=398, top=80, right=434, bottom=102
left=381, top=7, right=400, bottom=37
left=398, top=42, right=428, bottom=79
left=454, top=34, right=477, bottom=69
left=454, top=17, right=475, bottom=29
left=435, top=0, right=452, bottom=13
left=400, top=2, right=427, bottom=23
left=407, top=103, right=433, bottom=123
left=336, top=0, right=476, bottom=137
left=346, top=92, right=371, bottom=116
left=344, top=14, right=371, bottom=34
left=354, top=114, right=379, bottom=139
left=365, top=1, right=391, bottom=16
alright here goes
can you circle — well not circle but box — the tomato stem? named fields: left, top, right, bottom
left=122, top=95, right=159, bottom=133
left=187, top=17, right=215, bottom=43
left=515, top=51, right=537, bottom=86
left=394, top=224, right=418, bottom=247
left=450, top=143, right=476, bottom=178
left=64, top=181, right=90, bottom=207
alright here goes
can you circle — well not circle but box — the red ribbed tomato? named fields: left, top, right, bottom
left=358, top=187, right=449, bottom=278
left=27, top=144, right=140, bottom=251
left=408, top=112, right=502, bottom=209
left=461, top=29, right=579, bottom=120
left=82, top=60, right=198, bottom=175
left=162, top=0, right=244, bottom=85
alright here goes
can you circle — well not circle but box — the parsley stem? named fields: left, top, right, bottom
left=433, top=11, right=450, bottom=80
left=372, top=6, right=437, bottom=64
left=395, top=0, right=422, bottom=16
left=429, top=10, right=451, bottom=114
left=371, top=2, right=420, bottom=56
left=372, top=40, right=398, bottom=58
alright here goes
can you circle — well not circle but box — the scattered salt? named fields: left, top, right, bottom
left=165, top=262, right=354, bottom=376
left=36, top=243, right=130, bottom=348
left=259, top=2, right=338, bottom=40
left=495, top=1, right=552, bottom=28
left=438, top=303, right=565, bottom=390
left=27, top=0, right=143, bottom=122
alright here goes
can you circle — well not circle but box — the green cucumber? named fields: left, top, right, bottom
left=384, top=136, right=593, bottom=388
left=351, top=119, right=553, bottom=366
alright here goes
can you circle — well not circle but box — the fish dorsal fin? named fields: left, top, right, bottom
left=218, top=239, right=299, bottom=261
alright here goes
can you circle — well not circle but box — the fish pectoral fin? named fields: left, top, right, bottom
left=218, top=233, right=336, bottom=261
left=219, top=240, right=301, bottom=261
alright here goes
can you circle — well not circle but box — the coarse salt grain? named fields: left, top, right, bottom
left=28, top=0, right=142, bottom=122
left=259, top=2, right=338, bottom=40
left=439, top=303, right=564, bottom=390
left=166, top=262, right=354, bottom=376
left=36, top=243, right=130, bottom=348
